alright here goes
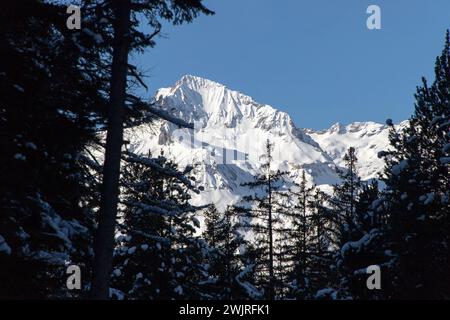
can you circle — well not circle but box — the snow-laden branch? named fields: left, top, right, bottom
left=126, top=94, right=194, bottom=129
left=121, top=150, right=198, bottom=192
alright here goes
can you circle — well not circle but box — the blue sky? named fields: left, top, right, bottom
left=134, top=0, right=450, bottom=130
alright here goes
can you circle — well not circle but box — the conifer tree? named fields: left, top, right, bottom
left=329, top=147, right=363, bottom=244
left=311, top=147, right=365, bottom=299
left=283, top=171, right=314, bottom=298
left=90, top=0, right=213, bottom=298
left=306, top=189, right=335, bottom=298
left=111, top=151, right=209, bottom=299
left=321, top=148, right=385, bottom=299
left=202, top=205, right=257, bottom=299
left=377, top=31, right=450, bottom=299
left=0, top=1, right=110, bottom=298
left=333, top=180, right=385, bottom=299
left=238, top=139, right=289, bottom=299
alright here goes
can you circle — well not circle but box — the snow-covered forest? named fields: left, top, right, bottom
left=0, top=1, right=449, bottom=300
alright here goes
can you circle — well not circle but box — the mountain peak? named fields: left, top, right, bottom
left=125, top=77, right=401, bottom=209
left=175, top=74, right=226, bottom=91
left=329, top=122, right=344, bottom=134
left=155, top=75, right=292, bottom=131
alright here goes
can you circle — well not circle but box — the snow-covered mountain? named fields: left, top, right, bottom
left=125, top=75, right=401, bottom=210
left=306, top=121, right=408, bottom=181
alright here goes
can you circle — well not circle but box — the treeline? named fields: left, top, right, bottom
left=0, top=1, right=449, bottom=300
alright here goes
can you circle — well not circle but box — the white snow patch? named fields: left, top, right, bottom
left=13, top=84, right=24, bottom=92
left=0, top=234, right=12, bottom=255
left=112, top=269, right=122, bottom=277
left=315, top=288, right=338, bottom=300
left=174, top=285, right=183, bottom=295
left=341, top=229, right=380, bottom=258
left=14, top=153, right=26, bottom=161
left=25, top=142, right=37, bottom=150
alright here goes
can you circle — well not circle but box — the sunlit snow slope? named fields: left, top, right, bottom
left=125, top=75, right=400, bottom=209
left=306, top=121, right=408, bottom=181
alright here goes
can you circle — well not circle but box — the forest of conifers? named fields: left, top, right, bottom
left=0, top=1, right=449, bottom=300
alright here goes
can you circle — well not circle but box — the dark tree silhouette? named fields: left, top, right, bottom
left=90, top=0, right=213, bottom=299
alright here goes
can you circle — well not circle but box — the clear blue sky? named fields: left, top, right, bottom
left=134, top=0, right=450, bottom=130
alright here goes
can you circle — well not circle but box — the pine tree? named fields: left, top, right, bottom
left=203, top=205, right=222, bottom=249
left=91, top=0, right=133, bottom=299
left=311, top=147, right=365, bottom=299
left=201, top=205, right=257, bottom=299
left=306, top=189, right=335, bottom=298
left=234, top=240, right=264, bottom=299
left=283, top=171, right=314, bottom=299
left=111, top=151, right=209, bottom=299
left=334, top=180, right=385, bottom=299
left=273, top=233, right=291, bottom=298
left=328, top=147, right=363, bottom=244
left=317, top=148, right=386, bottom=299
left=0, top=1, right=110, bottom=298
left=377, top=31, right=450, bottom=299
left=202, top=205, right=232, bottom=298
left=90, top=0, right=213, bottom=299
left=238, top=139, right=289, bottom=299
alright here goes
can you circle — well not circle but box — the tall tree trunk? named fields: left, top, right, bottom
left=90, top=0, right=131, bottom=300
left=268, top=173, right=274, bottom=300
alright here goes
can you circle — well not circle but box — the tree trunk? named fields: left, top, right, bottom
left=268, top=172, right=274, bottom=300
left=90, top=0, right=131, bottom=300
